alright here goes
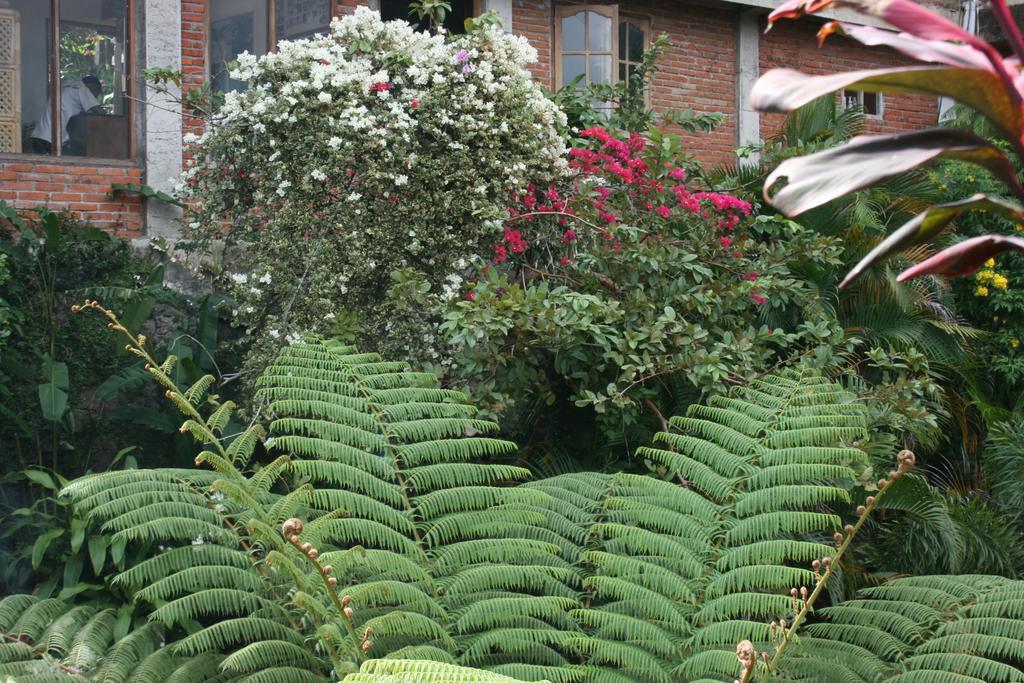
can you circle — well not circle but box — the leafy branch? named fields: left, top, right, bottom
left=736, top=448, right=918, bottom=682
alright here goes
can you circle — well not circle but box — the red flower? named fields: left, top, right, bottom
left=561, top=228, right=577, bottom=244
left=503, top=227, right=528, bottom=253
left=751, top=294, right=766, bottom=305
left=561, top=256, right=571, bottom=266
left=465, top=291, right=476, bottom=301
left=655, top=206, right=671, bottom=219
left=719, top=236, right=733, bottom=249
left=493, top=244, right=508, bottom=264
left=319, top=59, right=332, bottom=65
left=411, top=98, right=420, bottom=108
left=744, top=272, right=759, bottom=281
left=370, top=81, right=392, bottom=93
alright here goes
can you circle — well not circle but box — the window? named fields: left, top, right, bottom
left=380, top=0, right=478, bottom=34
left=618, top=18, right=651, bottom=88
left=842, top=89, right=883, bottom=118
left=3, top=0, right=132, bottom=160
left=555, top=5, right=617, bottom=90
left=618, top=17, right=650, bottom=98
left=210, top=0, right=332, bottom=94
left=555, top=5, right=650, bottom=94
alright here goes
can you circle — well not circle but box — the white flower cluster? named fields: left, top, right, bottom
left=183, top=7, right=568, bottom=370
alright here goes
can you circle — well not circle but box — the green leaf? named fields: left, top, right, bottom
left=71, top=517, right=86, bottom=553
left=110, top=536, right=127, bottom=567
left=23, top=468, right=57, bottom=491
left=88, top=536, right=108, bottom=575
left=32, top=529, right=64, bottom=569
left=63, top=552, right=83, bottom=587
left=38, top=359, right=70, bottom=422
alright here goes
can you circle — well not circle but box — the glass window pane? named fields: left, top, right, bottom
left=8, top=1, right=53, bottom=154
left=562, top=12, right=585, bottom=52
left=863, top=91, right=879, bottom=115
left=587, top=12, right=610, bottom=51
left=619, top=62, right=626, bottom=83
left=588, top=54, right=611, bottom=84
left=618, top=22, right=625, bottom=60
left=275, top=0, right=331, bottom=43
left=628, top=23, right=644, bottom=62
left=563, top=54, right=585, bottom=87
left=211, top=0, right=269, bottom=94
left=57, top=0, right=130, bottom=159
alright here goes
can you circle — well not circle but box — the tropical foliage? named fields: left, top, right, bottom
left=388, top=123, right=846, bottom=469
left=3, top=306, right=1023, bottom=683
left=750, top=0, right=1024, bottom=285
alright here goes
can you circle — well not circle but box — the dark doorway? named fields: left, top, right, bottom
left=379, top=0, right=475, bottom=34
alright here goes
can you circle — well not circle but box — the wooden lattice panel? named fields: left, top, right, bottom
left=0, top=118, right=17, bottom=153
left=0, top=8, right=19, bottom=154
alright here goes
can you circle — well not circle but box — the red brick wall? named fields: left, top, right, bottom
left=0, top=162, right=144, bottom=236
left=181, top=0, right=208, bottom=166
left=759, top=17, right=938, bottom=139
left=513, top=1, right=553, bottom=89
left=0, top=0, right=942, bottom=238
left=642, top=2, right=738, bottom=167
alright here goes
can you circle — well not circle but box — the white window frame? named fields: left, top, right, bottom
left=841, top=89, right=884, bottom=120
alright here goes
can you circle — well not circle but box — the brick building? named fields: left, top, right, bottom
left=0, top=0, right=960, bottom=239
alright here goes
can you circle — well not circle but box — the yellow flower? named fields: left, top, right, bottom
left=968, top=175, right=975, bottom=182
left=976, top=269, right=995, bottom=283
left=1016, top=224, right=1023, bottom=233
left=992, top=274, right=1009, bottom=290
left=1011, top=338, right=1020, bottom=349
left=984, top=258, right=996, bottom=268
left=975, top=285, right=990, bottom=297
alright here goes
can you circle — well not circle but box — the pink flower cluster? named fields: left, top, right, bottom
left=478, top=127, right=764, bottom=306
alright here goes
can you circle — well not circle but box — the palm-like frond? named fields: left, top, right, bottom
left=783, top=575, right=1024, bottom=682
left=10, top=329, right=1024, bottom=683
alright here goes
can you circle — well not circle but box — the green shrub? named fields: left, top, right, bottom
left=181, top=8, right=567, bottom=380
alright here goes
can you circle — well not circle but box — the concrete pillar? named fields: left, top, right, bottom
left=483, top=0, right=513, bottom=32
left=142, top=0, right=183, bottom=240
left=736, top=10, right=761, bottom=165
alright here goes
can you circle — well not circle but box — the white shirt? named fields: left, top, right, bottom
left=32, top=81, right=101, bottom=144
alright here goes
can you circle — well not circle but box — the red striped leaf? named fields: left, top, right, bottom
left=764, top=128, right=1024, bottom=216
left=840, top=194, right=1024, bottom=288
left=897, top=234, right=1024, bottom=281
left=751, top=67, right=1022, bottom=143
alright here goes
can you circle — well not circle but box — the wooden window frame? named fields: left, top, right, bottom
left=0, top=0, right=136, bottom=163
left=618, top=15, right=651, bottom=106
left=554, top=3, right=619, bottom=90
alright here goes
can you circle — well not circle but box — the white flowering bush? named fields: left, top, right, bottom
left=181, top=8, right=567, bottom=371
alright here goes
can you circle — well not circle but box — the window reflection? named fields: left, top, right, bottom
left=618, top=19, right=648, bottom=98
left=275, top=0, right=331, bottom=43
left=211, top=0, right=269, bottom=94
left=587, top=12, right=610, bottom=51
left=57, top=1, right=130, bottom=159
left=7, top=0, right=130, bottom=159
left=6, top=1, right=53, bottom=155
left=562, top=13, right=585, bottom=51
